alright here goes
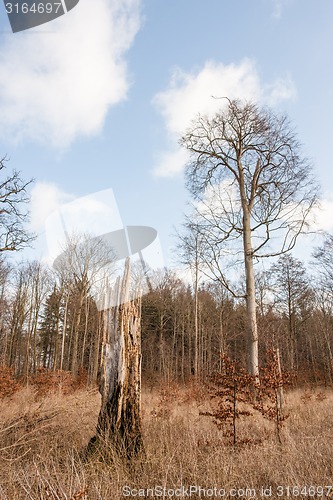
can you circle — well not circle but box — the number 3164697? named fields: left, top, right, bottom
left=5, top=3, right=62, bottom=14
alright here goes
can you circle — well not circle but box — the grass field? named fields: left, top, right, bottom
left=0, top=383, right=332, bottom=499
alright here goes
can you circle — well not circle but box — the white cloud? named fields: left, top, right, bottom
left=310, top=197, right=333, bottom=233
left=287, top=195, right=333, bottom=264
left=153, top=60, right=261, bottom=138
left=31, top=185, right=124, bottom=260
left=264, top=76, right=297, bottom=106
left=152, top=59, right=296, bottom=178
left=30, top=182, right=74, bottom=232
left=153, top=148, right=190, bottom=178
left=0, top=0, right=141, bottom=147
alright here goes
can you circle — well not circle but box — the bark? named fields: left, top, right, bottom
left=194, top=237, right=199, bottom=379
left=92, top=259, right=143, bottom=460
left=275, top=347, right=284, bottom=414
left=60, top=293, right=69, bottom=371
left=243, top=208, right=259, bottom=382
left=71, top=291, right=84, bottom=376
left=80, top=297, right=90, bottom=368
left=89, top=309, right=102, bottom=384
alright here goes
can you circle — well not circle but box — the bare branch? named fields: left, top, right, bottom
left=0, top=157, right=35, bottom=253
left=180, top=98, right=319, bottom=378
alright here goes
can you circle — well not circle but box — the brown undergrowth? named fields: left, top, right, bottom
left=0, top=382, right=332, bottom=499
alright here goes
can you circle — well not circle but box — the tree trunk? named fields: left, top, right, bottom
left=60, top=293, right=69, bottom=371
left=275, top=347, right=284, bottom=413
left=194, top=237, right=199, bottom=379
left=92, top=259, right=143, bottom=460
left=92, top=310, right=103, bottom=383
left=71, top=291, right=84, bottom=376
left=80, top=297, right=90, bottom=369
left=243, top=209, right=259, bottom=382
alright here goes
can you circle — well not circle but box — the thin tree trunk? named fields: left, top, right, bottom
left=275, top=347, right=284, bottom=413
left=53, top=313, right=60, bottom=371
left=159, top=314, right=164, bottom=380
left=91, top=310, right=102, bottom=384
left=24, top=305, right=33, bottom=384
left=80, top=297, right=90, bottom=369
left=71, top=292, right=84, bottom=376
left=60, top=293, right=69, bottom=371
left=194, top=238, right=199, bottom=379
left=181, top=314, right=185, bottom=383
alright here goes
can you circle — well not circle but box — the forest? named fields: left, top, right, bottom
left=1, top=248, right=333, bottom=388
left=1, top=100, right=333, bottom=498
left=1, top=100, right=331, bottom=388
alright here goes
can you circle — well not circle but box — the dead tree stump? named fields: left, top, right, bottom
left=90, top=259, right=144, bottom=460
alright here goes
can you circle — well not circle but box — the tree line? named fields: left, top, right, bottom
left=1, top=246, right=333, bottom=386
left=0, top=99, right=332, bottom=391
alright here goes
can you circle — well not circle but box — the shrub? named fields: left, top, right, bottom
left=0, top=365, right=21, bottom=399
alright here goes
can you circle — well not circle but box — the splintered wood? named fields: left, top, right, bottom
left=94, top=258, right=144, bottom=459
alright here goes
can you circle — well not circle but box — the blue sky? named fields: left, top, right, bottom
left=0, top=0, right=332, bottom=267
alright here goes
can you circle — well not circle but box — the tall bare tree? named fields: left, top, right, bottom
left=181, top=98, right=318, bottom=380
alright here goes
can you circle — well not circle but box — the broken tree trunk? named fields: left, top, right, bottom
left=92, top=258, right=144, bottom=460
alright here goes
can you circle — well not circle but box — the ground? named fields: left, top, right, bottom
left=0, top=382, right=332, bottom=499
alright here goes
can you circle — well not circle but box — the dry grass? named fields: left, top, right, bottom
left=0, top=384, right=332, bottom=499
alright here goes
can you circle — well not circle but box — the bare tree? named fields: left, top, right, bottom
left=177, top=223, right=203, bottom=379
left=312, top=233, right=333, bottom=297
left=0, top=255, right=11, bottom=365
left=7, top=265, right=31, bottom=373
left=23, top=261, right=52, bottom=378
left=311, top=234, right=333, bottom=381
left=53, top=233, right=115, bottom=376
left=181, top=98, right=318, bottom=380
left=268, top=254, right=312, bottom=370
left=0, top=157, right=34, bottom=253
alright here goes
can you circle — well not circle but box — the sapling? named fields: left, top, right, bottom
left=200, top=355, right=257, bottom=446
